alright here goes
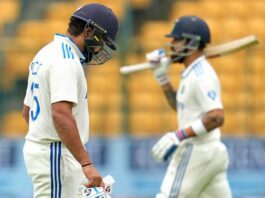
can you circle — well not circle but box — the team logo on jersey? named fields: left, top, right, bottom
left=207, top=90, right=217, bottom=101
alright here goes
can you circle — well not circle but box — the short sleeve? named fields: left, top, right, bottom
left=24, top=86, right=31, bottom=106
left=194, top=77, right=223, bottom=112
left=24, top=74, right=32, bottom=106
left=49, top=59, right=78, bottom=104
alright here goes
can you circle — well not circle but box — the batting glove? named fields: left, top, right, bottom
left=79, top=186, right=105, bottom=198
left=103, top=175, right=115, bottom=197
left=79, top=175, right=115, bottom=198
left=146, top=48, right=171, bottom=86
left=151, top=132, right=180, bottom=162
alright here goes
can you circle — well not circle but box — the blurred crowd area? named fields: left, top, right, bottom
left=0, top=0, right=264, bottom=139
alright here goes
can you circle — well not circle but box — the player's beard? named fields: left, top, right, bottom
left=169, top=45, right=186, bottom=64
left=170, top=47, right=193, bottom=64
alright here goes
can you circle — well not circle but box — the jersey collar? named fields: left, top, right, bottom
left=54, top=33, right=85, bottom=60
left=181, top=56, right=206, bottom=78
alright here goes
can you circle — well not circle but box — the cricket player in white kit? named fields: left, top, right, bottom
left=22, top=3, right=119, bottom=198
left=147, top=16, right=232, bottom=198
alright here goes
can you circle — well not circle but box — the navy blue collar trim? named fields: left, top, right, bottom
left=55, top=33, right=76, bottom=45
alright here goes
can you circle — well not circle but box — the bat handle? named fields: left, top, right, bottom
left=120, top=62, right=153, bottom=74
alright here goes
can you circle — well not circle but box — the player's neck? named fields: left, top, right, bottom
left=184, top=51, right=204, bottom=68
left=66, top=32, right=85, bottom=52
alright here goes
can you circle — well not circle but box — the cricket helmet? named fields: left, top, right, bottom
left=72, top=3, right=119, bottom=65
left=166, top=16, right=211, bottom=48
left=73, top=3, right=119, bottom=50
left=164, top=16, right=210, bottom=63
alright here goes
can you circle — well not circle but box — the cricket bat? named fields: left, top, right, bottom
left=120, top=35, right=259, bottom=74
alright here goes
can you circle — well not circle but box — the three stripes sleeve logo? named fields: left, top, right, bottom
left=61, top=43, right=75, bottom=59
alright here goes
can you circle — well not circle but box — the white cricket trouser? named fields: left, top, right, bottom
left=156, top=139, right=232, bottom=198
left=23, top=140, right=86, bottom=198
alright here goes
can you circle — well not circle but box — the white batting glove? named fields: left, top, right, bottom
left=146, top=48, right=171, bottom=86
left=103, top=175, right=115, bottom=197
left=151, top=132, right=180, bottom=162
left=79, top=175, right=115, bottom=198
left=79, top=186, right=105, bottom=198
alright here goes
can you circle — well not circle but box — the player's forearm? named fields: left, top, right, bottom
left=161, top=83, right=177, bottom=111
left=202, top=109, right=224, bottom=131
left=52, top=112, right=92, bottom=165
left=176, top=109, right=224, bottom=140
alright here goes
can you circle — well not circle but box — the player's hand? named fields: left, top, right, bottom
left=82, top=164, right=105, bottom=188
left=151, top=132, right=180, bottom=162
left=146, top=48, right=171, bottom=86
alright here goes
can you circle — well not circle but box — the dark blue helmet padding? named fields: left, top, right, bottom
left=166, top=16, right=211, bottom=46
left=72, top=3, right=119, bottom=50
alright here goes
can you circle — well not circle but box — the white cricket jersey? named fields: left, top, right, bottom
left=177, top=56, right=223, bottom=142
left=24, top=33, right=89, bottom=145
